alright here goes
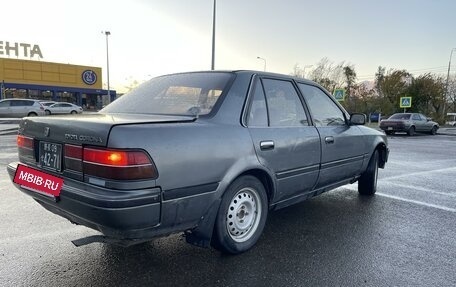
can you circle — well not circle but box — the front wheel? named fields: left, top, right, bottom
left=407, top=126, right=415, bottom=136
left=212, top=176, right=268, bottom=254
left=430, top=126, right=437, bottom=135
left=358, top=150, right=379, bottom=195
left=70, top=110, right=77, bottom=114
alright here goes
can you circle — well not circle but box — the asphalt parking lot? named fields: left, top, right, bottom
left=0, top=132, right=455, bottom=286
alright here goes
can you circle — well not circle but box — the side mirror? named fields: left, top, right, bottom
left=426, top=117, right=432, bottom=122
left=350, top=113, right=366, bottom=125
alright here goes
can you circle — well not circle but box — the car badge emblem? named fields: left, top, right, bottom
left=44, top=127, right=50, bottom=137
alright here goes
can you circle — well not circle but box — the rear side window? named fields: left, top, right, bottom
left=262, top=79, right=308, bottom=127
left=102, top=72, right=234, bottom=116
left=11, top=100, right=33, bottom=107
left=389, top=114, right=411, bottom=120
left=248, top=81, right=268, bottom=127
left=298, top=84, right=346, bottom=127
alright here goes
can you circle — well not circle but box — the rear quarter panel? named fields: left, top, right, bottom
left=108, top=121, right=266, bottom=227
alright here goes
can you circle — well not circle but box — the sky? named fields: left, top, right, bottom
left=2, top=0, right=456, bottom=92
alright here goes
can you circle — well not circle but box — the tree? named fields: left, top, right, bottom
left=446, top=74, right=456, bottom=113
left=375, top=69, right=411, bottom=115
left=343, top=65, right=357, bottom=111
left=308, top=57, right=345, bottom=93
left=408, top=73, right=445, bottom=122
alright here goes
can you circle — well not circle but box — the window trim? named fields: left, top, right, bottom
left=295, top=81, right=350, bottom=127
left=243, top=75, right=313, bottom=128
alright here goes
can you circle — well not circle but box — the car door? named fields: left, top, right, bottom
left=247, top=77, right=321, bottom=203
left=419, top=114, right=433, bottom=131
left=61, top=103, right=72, bottom=113
left=11, top=100, right=28, bottom=117
left=411, top=113, right=425, bottom=131
left=0, top=100, right=12, bottom=117
left=297, top=83, right=366, bottom=189
left=51, top=103, right=64, bottom=114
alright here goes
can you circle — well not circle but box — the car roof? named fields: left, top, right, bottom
left=155, top=70, right=319, bottom=86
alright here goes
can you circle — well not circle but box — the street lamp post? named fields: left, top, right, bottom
left=257, top=56, right=266, bottom=71
left=444, top=48, right=456, bottom=117
left=102, top=31, right=111, bottom=104
left=211, top=0, right=216, bottom=70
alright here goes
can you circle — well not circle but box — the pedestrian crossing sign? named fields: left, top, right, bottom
left=333, top=89, right=345, bottom=101
left=400, top=97, right=412, bottom=108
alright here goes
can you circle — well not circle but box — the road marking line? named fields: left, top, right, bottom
left=381, top=166, right=456, bottom=180
left=376, top=192, right=456, bottom=213
left=340, top=185, right=456, bottom=213
left=382, top=182, right=456, bottom=198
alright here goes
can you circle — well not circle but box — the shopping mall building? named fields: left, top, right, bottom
left=0, top=56, right=115, bottom=110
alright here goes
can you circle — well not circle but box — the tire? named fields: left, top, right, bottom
left=27, top=112, right=37, bottom=117
left=385, top=131, right=394, bottom=135
left=358, top=150, right=379, bottom=195
left=70, top=110, right=77, bottom=114
left=430, top=126, right=437, bottom=135
left=45, top=110, right=51, bottom=115
left=212, top=175, right=268, bottom=254
left=407, top=126, right=415, bottom=136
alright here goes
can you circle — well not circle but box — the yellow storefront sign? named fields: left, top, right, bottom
left=0, top=58, right=102, bottom=90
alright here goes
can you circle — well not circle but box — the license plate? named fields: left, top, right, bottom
left=387, top=127, right=393, bottom=130
left=13, top=164, right=64, bottom=198
left=39, top=141, right=62, bottom=171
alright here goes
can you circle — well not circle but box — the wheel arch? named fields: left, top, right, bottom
left=236, top=168, right=275, bottom=205
left=375, top=142, right=388, bottom=169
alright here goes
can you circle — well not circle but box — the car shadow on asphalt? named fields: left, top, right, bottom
left=26, top=188, right=389, bottom=286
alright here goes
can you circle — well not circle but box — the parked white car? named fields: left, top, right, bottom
left=0, top=98, right=46, bottom=117
left=45, top=103, right=83, bottom=115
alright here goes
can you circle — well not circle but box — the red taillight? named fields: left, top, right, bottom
left=83, top=148, right=150, bottom=166
left=82, top=147, right=157, bottom=180
left=17, top=135, right=34, bottom=149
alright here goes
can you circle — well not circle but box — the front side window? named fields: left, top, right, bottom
left=298, top=84, right=346, bottom=127
left=0, top=100, right=10, bottom=107
left=262, top=79, right=308, bottom=127
left=102, top=72, right=233, bottom=116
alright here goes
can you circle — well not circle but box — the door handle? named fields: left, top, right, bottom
left=325, top=136, right=334, bottom=144
left=260, top=140, right=275, bottom=150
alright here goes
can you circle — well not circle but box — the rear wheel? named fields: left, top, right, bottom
left=407, top=126, right=415, bottom=136
left=27, top=112, right=37, bottom=117
left=212, top=175, right=268, bottom=254
left=45, top=110, right=51, bottom=115
left=358, top=150, right=379, bottom=195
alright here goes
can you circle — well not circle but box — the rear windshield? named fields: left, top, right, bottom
left=389, top=113, right=411, bottom=120
left=101, top=72, right=234, bottom=116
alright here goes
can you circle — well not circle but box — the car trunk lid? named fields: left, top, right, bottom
left=19, top=113, right=195, bottom=146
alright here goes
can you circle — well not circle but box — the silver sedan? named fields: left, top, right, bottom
left=45, top=103, right=83, bottom=115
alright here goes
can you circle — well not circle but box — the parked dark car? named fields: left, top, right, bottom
left=7, top=71, right=388, bottom=254
left=379, top=113, right=439, bottom=136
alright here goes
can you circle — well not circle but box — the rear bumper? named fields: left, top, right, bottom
left=7, top=162, right=162, bottom=239
left=380, top=125, right=407, bottom=132
left=7, top=162, right=220, bottom=243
